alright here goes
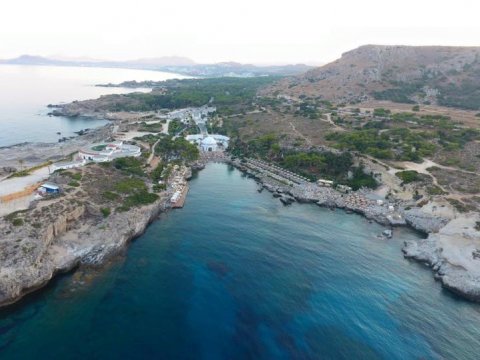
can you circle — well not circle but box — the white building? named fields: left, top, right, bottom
left=185, top=134, right=230, bottom=152
left=200, top=136, right=218, bottom=152
left=79, top=141, right=141, bottom=162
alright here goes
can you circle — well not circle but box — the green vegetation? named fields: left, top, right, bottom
left=134, top=133, right=159, bottom=146
left=138, top=122, right=163, bottom=132
left=437, top=80, right=480, bottom=110
left=230, top=134, right=377, bottom=189
left=123, top=191, right=158, bottom=208
left=63, top=171, right=82, bottom=181
left=412, top=105, right=420, bottom=111
left=372, top=83, right=421, bottom=104
left=168, top=119, right=184, bottom=135
left=91, top=144, right=107, bottom=151
left=153, top=183, right=166, bottom=192
left=12, top=218, right=24, bottom=226
left=4, top=210, right=27, bottom=222
left=8, top=161, right=53, bottom=179
left=107, top=77, right=279, bottom=115
left=373, top=108, right=391, bottom=117
left=155, top=136, right=199, bottom=162
left=112, top=178, right=158, bottom=211
left=475, top=221, right=480, bottom=231
left=112, top=157, right=145, bottom=177
left=427, top=185, right=446, bottom=195
left=446, top=198, right=476, bottom=213
left=282, top=151, right=353, bottom=180
left=100, top=207, right=111, bottom=218
left=68, top=181, right=80, bottom=187
left=114, top=178, right=147, bottom=194
left=326, top=128, right=437, bottom=161
left=9, top=170, right=30, bottom=178
left=103, top=191, right=119, bottom=200
left=295, top=101, right=321, bottom=119
left=150, top=163, right=164, bottom=182
left=347, top=166, right=378, bottom=190
left=396, top=170, right=421, bottom=184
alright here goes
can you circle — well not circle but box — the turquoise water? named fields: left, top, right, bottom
left=0, top=65, right=186, bottom=146
left=1, top=163, right=480, bottom=359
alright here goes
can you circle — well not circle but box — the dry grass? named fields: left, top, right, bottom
left=358, top=100, right=480, bottom=129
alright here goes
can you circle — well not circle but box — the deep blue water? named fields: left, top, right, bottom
left=1, top=163, right=480, bottom=359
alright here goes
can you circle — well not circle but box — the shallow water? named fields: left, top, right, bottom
left=0, top=65, right=185, bottom=146
left=0, top=163, right=479, bottom=359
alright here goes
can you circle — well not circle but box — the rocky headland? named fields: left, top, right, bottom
left=0, top=164, right=192, bottom=307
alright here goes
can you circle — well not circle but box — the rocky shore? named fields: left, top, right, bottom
left=0, top=166, right=192, bottom=307
left=231, top=158, right=480, bottom=302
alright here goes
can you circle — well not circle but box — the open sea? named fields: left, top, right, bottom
left=0, top=163, right=480, bottom=359
left=0, top=65, right=186, bottom=147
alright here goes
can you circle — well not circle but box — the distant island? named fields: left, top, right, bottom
left=0, top=54, right=313, bottom=77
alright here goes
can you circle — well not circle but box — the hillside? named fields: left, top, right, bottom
left=262, top=45, right=480, bottom=110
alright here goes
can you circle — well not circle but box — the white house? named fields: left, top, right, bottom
left=79, top=141, right=141, bottom=162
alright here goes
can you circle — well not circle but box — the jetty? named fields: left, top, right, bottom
left=171, top=184, right=189, bottom=208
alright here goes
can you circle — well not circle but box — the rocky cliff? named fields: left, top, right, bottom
left=0, top=194, right=169, bottom=307
left=0, top=162, right=195, bottom=307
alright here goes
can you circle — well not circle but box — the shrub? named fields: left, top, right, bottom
left=12, top=218, right=24, bottom=226
left=427, top=185, right=446, bottom=195
left=70, top=173, right=82, bottom=181
left=396, top=170, right=420, bottom=184
left=114, top=178, right=147, bottom=194
left=68, top=181, right=80, bottom=187
left=100, top=207, right=111, bottom=218
left=103, top=191, right=120, bottom=200
left=112, top=157, right=145, bottom=176
left=124, top=191, right=158, bottom=207
left=447, top=198, right=476, bottom=213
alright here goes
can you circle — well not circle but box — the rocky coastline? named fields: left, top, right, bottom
left=0, top=167, right=193, bottom=308
left=2, top=155, right=480, bottom=306
left=230, top=158, right=480, bottom=302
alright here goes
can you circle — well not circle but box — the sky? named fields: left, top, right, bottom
left=1, top=0, right=480, bottom=65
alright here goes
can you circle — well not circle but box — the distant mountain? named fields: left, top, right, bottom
left=0, top=55, right=62, bottom=65
left=262, top=45, right=480, bottom=110
left=0, top=55, right=312, bottom=77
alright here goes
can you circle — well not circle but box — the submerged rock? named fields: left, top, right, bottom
left=382, top=229, right=393, bottom=238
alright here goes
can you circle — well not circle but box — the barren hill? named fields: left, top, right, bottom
left=262, top=45, right=480, bottom=110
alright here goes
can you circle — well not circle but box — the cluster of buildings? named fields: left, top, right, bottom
left=50, top=141, right=142, bottom=173
left=167, top=106, right=216, bottom=125
left=317, top=178, right=352, bottom=193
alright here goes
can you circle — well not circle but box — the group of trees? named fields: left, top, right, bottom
left=108, top=77, right=279, bottom=114
left=230, top=134, right=377, bottom=189
left=155, top=136, right=199, bottom=162
left=326, top=128, right=436, bottom=162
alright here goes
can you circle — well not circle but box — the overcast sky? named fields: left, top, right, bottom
left=1, top=0, right=480, bottom=64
